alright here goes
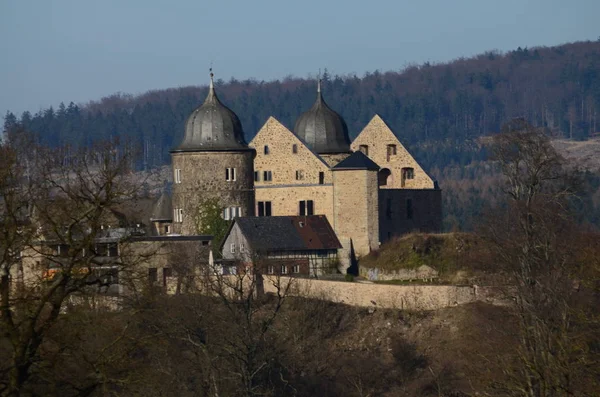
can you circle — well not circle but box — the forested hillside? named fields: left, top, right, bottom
left=4, top=40, right=600, bottom=230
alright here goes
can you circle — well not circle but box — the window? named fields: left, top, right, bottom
left=299, top=200, right=314, bottom=216
left=299, top=221, right=305, bottom=228
left=148, top=268, right=157, bottom=283
left=258, top=201, right=272, bottom=217
left=174, top=168, right=182, bottom=183
left=267, top=265, right=274, bottom=274
left=230, top=243, right=236, bottom=254
left=164, top=225, right=171, bottom=234
left=240, top=242, right=245, bottom=252
left=401, top=167, right=414, bottom=187
left=226, top=168, right=236, bottom=181
left=292, top=144, right=298, bottom=154
left=293, top=265, right=300, bottom=274
left=264, top=145, right=270, bottom=155
left=223, top=207, right=242, bottom=220
left=319, top=172, right=325, bottom=185
left=386, top=144, right=397, bottom=161
left=295, top=170, right=304, bottom=180
left=359, top=145, right=369, bottom=156
left=254, top=171, right=260, bottom=182
left=406, top=199, right=413, bottom=220
left=263, top=171, right=272, bottom=182
left=174, top=208, right=183, bottom=223
left=163, top=268, right=172, bottom=287
left=281, top=265, right=288, bottom=274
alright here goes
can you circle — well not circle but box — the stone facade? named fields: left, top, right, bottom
left=171, top=150, right=255, bottom=234
left=351, top=115, right=434, bottom=190
left=250, top=117, right=335, bottom=220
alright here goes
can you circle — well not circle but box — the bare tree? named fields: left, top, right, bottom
left=0, top=132, right=147, bottom=396
left=483, top=119, right=598, bottom=396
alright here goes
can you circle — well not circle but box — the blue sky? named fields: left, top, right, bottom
left=1, top=0, right=598, bottom=119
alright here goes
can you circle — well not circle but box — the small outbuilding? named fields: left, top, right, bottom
left=220, top=215, right=342, bottom=277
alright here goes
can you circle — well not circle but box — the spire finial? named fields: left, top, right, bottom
left=209, top=66, right=214, bottom=90
left=317, top=69, right=321, bottom=93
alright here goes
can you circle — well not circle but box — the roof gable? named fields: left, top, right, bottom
left=249, top=117, right=330, bottom=168
left=352, top=114, right=400, bottom=145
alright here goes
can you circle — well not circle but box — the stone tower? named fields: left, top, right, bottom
left=170, top=72, right=255, bottom=235
left=332, top=151, right=380, bottom=259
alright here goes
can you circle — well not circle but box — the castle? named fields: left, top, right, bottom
left=151, top=73, right=442, bottom=268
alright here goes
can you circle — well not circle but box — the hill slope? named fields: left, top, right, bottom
left=5, top=40, right=600, bottom=170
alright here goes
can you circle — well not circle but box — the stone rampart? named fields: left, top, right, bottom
left=263, top=277, right=506, bottom=310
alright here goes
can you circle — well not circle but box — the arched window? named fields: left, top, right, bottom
left=378, top=168, right=392, bottom=186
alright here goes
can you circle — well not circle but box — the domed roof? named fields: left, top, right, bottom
left=174, top=72, right=248, bottom=152
left=293, top=80, right=351, bottom=154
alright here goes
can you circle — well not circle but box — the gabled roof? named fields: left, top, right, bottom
left=332, top=150, right=380, bottom=171
left=223, top=215, right=342, bottom=253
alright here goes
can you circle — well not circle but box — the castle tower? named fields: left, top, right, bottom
left=294, top=79, right=352, bottom=167
left=332, top=151, right=380, bottom=260
left=170, top=72, right=255, bottom=235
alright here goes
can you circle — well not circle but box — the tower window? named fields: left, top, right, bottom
left=292, top=144, right=298, bottom=154
left=299, top=200, right=314, bottom=216
left=174, top=208, right=183, bottom=223
left=254, top=171, right=260, bottom=182
left=226, top=168, right=236, bottom=182
left=319, top=172, right=325, bottom=185
left=406, top=199, right=413, bottom=220
left=359, top=145, right=369, bottom=156
left=263, top=171, right=272, bottom=182
left=258, top=201, right=272, bottom=217
left=264, top=145, right=270, bottom=155
left=295, top=170, right=304, bottom=181
left=174, top=168, right=182, bottom=184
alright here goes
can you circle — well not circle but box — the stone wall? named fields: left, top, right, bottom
left=379, top=188, right=442, bottom=242
left=171, top=150, right=255, bottom=234
left=264, top=277, right=506, bottom=310
left=360, top=265, right=439, bottom=281
left=350, top=115, right=434, bottom=190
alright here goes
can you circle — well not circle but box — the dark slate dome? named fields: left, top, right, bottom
left=293, top=80, right=351, bottom=154
left=174, top=73, right=248, bottom=152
